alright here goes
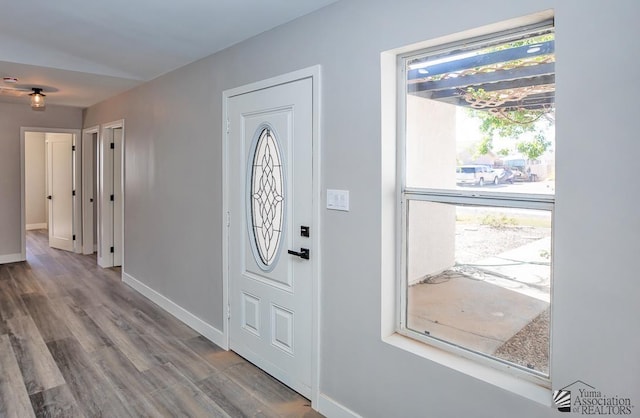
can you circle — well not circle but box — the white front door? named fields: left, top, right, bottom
left=228, top=77, right=314, bottom=397
left=47, top=133, right=74, bottom=252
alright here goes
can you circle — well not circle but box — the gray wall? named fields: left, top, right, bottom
left=0, top=102, right=82, bottom=257
left=25, top=132, right=47, bottom=227
left=83, top=1, right=640, bottom=417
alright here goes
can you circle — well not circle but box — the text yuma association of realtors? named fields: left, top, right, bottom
left=572, top=388, right=634, bottom=415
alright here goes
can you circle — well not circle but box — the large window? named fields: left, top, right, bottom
left=399, top=21, right=555, bottom=380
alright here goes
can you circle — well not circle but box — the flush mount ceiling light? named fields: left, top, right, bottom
left=29, top=88, right=46, bottom=110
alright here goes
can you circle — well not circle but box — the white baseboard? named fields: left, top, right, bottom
left=26, top=223, right=47, bottom=230
left=0, top=253, right=24, bottom=264
left=318, top=394, right=362, bottom=418
left=122, top=272, right=226, bottom=349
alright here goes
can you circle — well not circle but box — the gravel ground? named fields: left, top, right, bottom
left=456, top=223, right=551, bottom=264
left=494, top=307, right=550, bottom=375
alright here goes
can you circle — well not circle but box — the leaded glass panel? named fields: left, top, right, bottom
left=249, top=126, right=285, bottom=269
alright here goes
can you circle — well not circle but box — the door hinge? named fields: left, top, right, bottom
left=110, top=142, right=115, bottom=149
left=227, top=305, right=231, bottom=319
left=73, top=234, right=76, bottom=240
left=226, top=211, right=230, bottom=227
left=72, top=145, right=76, bottom=151
left=110, top=246, right=114, bottom=253
left=72, top=190, right=76, bottom=196
left=110, top=194, right=114, bottom=201
left=226, top=119, right=230, bottom=134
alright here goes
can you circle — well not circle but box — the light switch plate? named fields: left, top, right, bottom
left=327, top=189, right=349, bottom=211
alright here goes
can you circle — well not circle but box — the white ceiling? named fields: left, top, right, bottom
left=0, top=0, right=338, bottom=108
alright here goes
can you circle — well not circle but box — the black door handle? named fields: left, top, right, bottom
left=287, top=248, right=310, bottom=260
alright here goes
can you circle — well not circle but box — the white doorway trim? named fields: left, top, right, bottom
left=20, top=127, right=82, bottom=260
left=82, top=126, right=99, bottom=255
left=222, top=65, right=322, bottom=405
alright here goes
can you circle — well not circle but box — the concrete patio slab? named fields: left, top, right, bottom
left=407, top=272, right=549, bottom=354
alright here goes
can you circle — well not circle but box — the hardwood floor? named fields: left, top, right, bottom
left=0, top=230, right=322, bottom=418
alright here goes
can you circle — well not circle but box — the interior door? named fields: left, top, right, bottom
left=98, top=125, right=123, bottom=268
left=98, top=128, right=113, bottom=267
left=228, top=77, right=313, bottom=397
left=47, top=133, right=74, bottom=252
left=81, top=130, right=96, bottom=255
left=112, top=127, right=123, bottom=266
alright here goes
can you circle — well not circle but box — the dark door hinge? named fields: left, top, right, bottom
left=72, top=190, right=76, bottom=196
left=110, top=194, right=114, bottom=201
left=110, top=246, right=114, bottom=253
left=72, top=145, right=76, bottom=151
left=73, top=234, right=76, bottom=240
left=110, top=142, right=115, bottom=149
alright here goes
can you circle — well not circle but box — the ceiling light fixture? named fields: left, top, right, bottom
left=29, top=88, right=46, bottom=110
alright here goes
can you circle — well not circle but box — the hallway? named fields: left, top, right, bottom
left=0, top=230, right=320, bottom=417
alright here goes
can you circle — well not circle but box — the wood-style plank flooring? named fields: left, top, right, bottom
left=0, top=230, right=322, bottom=418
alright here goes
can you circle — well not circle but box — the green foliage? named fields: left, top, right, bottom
left=467, top=89, right=554, bottom=160
left=475, top=136, right=493, bottom=157
left=469, top=106, right=541, bottom=138
left=516, top=135, right=551, bottom=160
left=498, top=148, right=510, bottom=157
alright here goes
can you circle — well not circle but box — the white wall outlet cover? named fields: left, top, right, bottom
left=326, top=189, right=349, bottom=211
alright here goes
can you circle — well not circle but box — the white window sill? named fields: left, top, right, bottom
left=383, top=333, right=551, bottom=407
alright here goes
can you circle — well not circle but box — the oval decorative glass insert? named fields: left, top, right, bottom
left=249, top=126, right=285, bottom=269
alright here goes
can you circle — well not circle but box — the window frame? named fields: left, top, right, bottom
left=395, top=21, right=555, bottom=386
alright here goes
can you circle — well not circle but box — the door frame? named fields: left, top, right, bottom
left=20, top=127, right=82, bottom=260
left=81, top=126, right=99, bottom=255
left=222, top=65, right=322, bottom=404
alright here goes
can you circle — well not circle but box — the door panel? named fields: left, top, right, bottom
left=113, top=127, right=123, bottom=267
left=82, top=131, right=97, bottom=255
left=47, top=134, right=74, bottom=252
left=98, top=128, right=113, bottom=267
left=228, top=77, right=313, bottom=397
left=98, top=125, right=123, bottom=268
